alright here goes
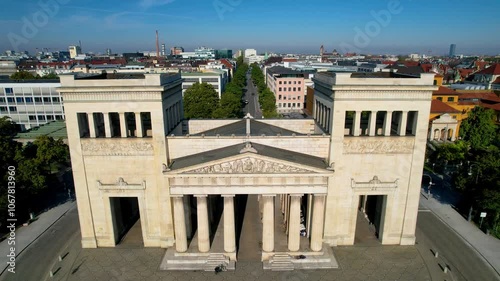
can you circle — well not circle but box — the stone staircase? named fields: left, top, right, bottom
left=203, top=253, right=234, bottom=271
left=266, top=254, right=294, bottom=271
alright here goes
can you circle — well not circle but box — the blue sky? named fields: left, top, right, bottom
left=1, top=0, right=499, bottom=55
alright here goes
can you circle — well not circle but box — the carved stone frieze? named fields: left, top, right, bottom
left=81, top=139, right=154, bottom=156
left=343, top=137, right=414, bottom=154
left=182, top=157, right=313, bottom=174
left=351, top=176, right=398, bottom=191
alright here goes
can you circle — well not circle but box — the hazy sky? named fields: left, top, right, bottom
left=1, top=0, right=499, bottom=55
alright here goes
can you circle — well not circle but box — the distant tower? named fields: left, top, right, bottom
left=161, top=44, right=166, bottom=56
left=106, top=48, right=112, bottom=56
left=156, top=30, right=160, bottom=58
left=320, top=45, right=324, bottom=56
left=449, top=44, right=456, bottom=57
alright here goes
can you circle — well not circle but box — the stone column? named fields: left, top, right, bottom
left=196, top=195, right=210, bottom=252
left=135, top=112, right=144, bottom=137
left=87, top=113, right=97, bottom=138
left=223, top=195, right=236, bottom=253
left=103, top=113, right=112, bottom=138
left=288, top=194, right=302, bottom=252
left=411, top=112, right=418, bottom=135
left=369, top=111, right=377, bottom=136
left=384, top=111, right=393, bottom=136
left=353, top=111, right=361, bottom=136
left=119, top=113, right=128, bottom=138
left=262, top=195, right=275, bottom=252
left=398, top=111, right=408, bottom=136
left=172, top=196, right=188, bottom=252
left=310, top=195, right=326, bottom=251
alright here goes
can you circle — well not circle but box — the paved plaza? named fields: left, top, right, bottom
left=48, top=245, right=430, bottom=281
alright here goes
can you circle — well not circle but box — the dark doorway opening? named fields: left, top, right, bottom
left=110, top=197, right=143, bottom=247
left=355, top=195, right=386, bottom=245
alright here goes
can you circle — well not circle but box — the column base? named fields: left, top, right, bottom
left=400, top=235, right=416, bottom=245
left=81, top=237, right=98, bottom=248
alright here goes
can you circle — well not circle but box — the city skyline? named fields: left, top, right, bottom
left=1, top=0, right=500, bottom=55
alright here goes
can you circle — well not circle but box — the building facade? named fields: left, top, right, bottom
left=0, top=80, right=64, bottom=130
left=181, top=71, right=228, bottom=98
left=266, top=66, right=306, bottom=114
left=59, top=71, right=436, bottom=271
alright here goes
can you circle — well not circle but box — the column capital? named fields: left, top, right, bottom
left=170, top=195, right=184, bottom=198
left=194, top=194, right=208, bottom=198
left=262, top=194, right=276, bottom=197
left=221, top=194, right=235, bottom=198
left=290, top=194, right=304, bottom=197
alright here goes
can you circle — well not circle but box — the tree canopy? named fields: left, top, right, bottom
left=459, top=106, right=497, bottom=150
left=183, top=82, right=220, bottom=119
left=251, top=63, right=279, bottom=118
left=10, top=71, right=59, bottom=80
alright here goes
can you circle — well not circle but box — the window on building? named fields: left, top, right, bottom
left=0, top=98, right=5, bottom=103
left=8, top=107, right=16, bottom=112
left=279, top=88, right=282, bottom=91
left=38, top=115, right=46, bottom=121
left=28, top=115, right=36, bottom=120
left=447, top=97, right=454, bottom=102
left=283, top=88, right=287, bottom=92
left=288, top=103, right=291, bottom=107
left=279, top=81, right=282, bottom=85
left=16, top=97, right=23, bottom=103
left=77, top=113, right=89, bottom=138
left=437, top=97, right=443, bottom=101
left=55, top=115, right=63, bottom=120
left=283, top=96, right=287, bottom=100
left=5, top=88, right=13, bottom=94
left=278, top=95, right=282, bottom=100
left=294, top=81, right=297, bottom=84
left=288, top=87, right=291, bottom=91
left=25, top=97, right=33, bottom=103
left=47, top=115, right=54, bottom=121
left=298, top=81, right=301, bottom=84
left=298, top=87, right=301, bottom=91
left=293, top=87, right=296, bottom=91
left=52, top=97, right=60, bottom=103
left=34, top=97, right=42, bottom=103
left=278, top=103, right=281, bottom=108
left=297, top=96, right=301, bottom=100
left=0, top=106, right=7, bottom=112
left=109, top=112, right=121, bottom=137
left=7, top=97, right=14, bottom=103
left=43, top=97, right=51, bottom=103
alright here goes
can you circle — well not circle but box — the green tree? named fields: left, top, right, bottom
left=183, top=82, right=220, bottom=119
left=460, top=106, right=497, bottom=150
left=40, top=73, right=59, bottom=79
left=433, top=141, right=468, bottom=164
left=10, top=71, right=38, bottom=80
left=0, top=116, right=19, bottom=137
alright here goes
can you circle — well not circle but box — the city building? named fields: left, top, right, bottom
left=161, top=44, right=166, bottom=56
left=244, top=49, right=257, bottom=58
left=449, top=44, right=456, bottom=57
left=58, top=70, right=436, bottom=271
left=216, top=49, right=233, bottom=59
left=181, top=71, right=228, bottom=98
left=466, top=63, right=500, bottom=90
left=0, top=79, right=64, bottom=130
left=181, top=47, right=216, bottom=60
left=170, top=47, right=184, bottom=56
left=266, top=66, right=306, bottom=113
left=69, top=45, right=82, bottom=59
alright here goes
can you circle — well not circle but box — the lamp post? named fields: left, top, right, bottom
left=422, top=174, right=434, bottom=198
left=467, top=163, right=479, bottom=222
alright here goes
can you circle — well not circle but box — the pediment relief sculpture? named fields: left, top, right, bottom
left=182, top=157, right=313, bottom=174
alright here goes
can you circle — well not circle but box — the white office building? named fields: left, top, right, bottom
left=0, top=80, right=64, bottom=130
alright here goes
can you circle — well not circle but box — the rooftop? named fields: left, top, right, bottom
left=267, top=66, right=305, bottom=76
left=433, top=86, right=457, bottom=95
left=74, top=72, right=146, bottom=80
left=192, top=119, right=304, bottom=137
left=169, top=142, right=327, bottom=171
left=15, top=121, right=67, bottom=140
left=431, top=100, right=460, bottom=114
left=476, top=64, right=500, bottom=75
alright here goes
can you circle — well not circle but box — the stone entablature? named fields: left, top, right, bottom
left=81, top=138, right=154, bottom=156
left=62, top=91, right=165, bottom=102
left=343, top=137, right=415, bottom=154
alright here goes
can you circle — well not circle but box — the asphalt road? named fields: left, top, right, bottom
left=0, top=206, right=80, bottom=281
left=416, top=211, right=500, bottom=281
left=244, top=73, right=262, bottom=119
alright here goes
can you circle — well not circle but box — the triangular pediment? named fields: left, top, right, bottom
left=172, top=153, right=327, bottom=175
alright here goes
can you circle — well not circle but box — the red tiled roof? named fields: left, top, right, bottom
left=403, top=61, right=419, bottom=67
left=459, top=68, right=474, bottom=78
left=476, top=64, right=500, bottom=75
left=219, top=59, right=233, bottom=69
left=483, top=103, right=500, bottom=111
left=458, top=92, right=500, bottom=103
left=475, top=61, right=489, bottom=70
left=433, top=86, right=457, bottom=95
left=282, top=58, right=298, bottom=62
left=420, top=64, right=433, bottom=73
left=431, top=100, right=460, bottom=113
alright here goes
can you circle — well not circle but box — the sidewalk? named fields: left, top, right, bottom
left=419, top=189, right=500, bottom=276
left=0, top=201, right=76, bottom=275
